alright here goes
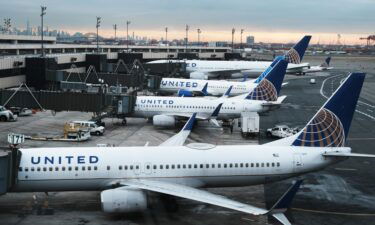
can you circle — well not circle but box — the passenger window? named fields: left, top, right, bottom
left=166, top=165, right=169, bottom=169
left=68, top=167, right=72, bottom=171
left=206, top=164, right=209, bottom=169
left=177, top=165, right=181, bottom=169
left=194, top=164, right=197, bottom=169
left=224, top=164, right=227, bottom=168
left=94, top=166, right=98, bottom=170
left=31, top=167, right=35, bottom=172
left=37, top=167, right=41, bottom=172
left=75, top=166, right=79, bottom=171
left=61, top=167, right=65, bottom=171
left=125, top=166, right=128, bottom=170
left=240, top=163, right=243, bottom=168
left=200, top=164, right=203, bottom=168
left=88, top=166, right=91, bottom=171
left=235, top=163, right=238, bottom=168
left=266, top=163, right=270, bottom=167
left=256, top=163, right=259, bottom=167
left=19, top=167, right=23, bottom=172
left=271, top=163, right=275, bottom=167
left=251, top=163, right=254, bottom=167
left=135, top=165, right=139, bottom=170
left=49, top=167, right=53, bottom=171
left=153, top=165, right=157, bottom=169
left=211, top=164, right=215, bottom=168
left=43, top=167, right=47, bottom=172
left=188, top=164, right=192, bottom=169
left=183, top=164, right=186, bottom=169
left=261, top=163, right=264, bottom=167
left=25, top=167, right=29, bottom=172
left=82, top=166, right=86, bottom=171
left=229, top=164, right=233, bottom=168
left=55, top=167, right=59, bottom=171
left=147, top=165, right=150, bottom=169
left=277, top=162, right=280, bottom=167
left=160, top=165, right=163, bottom=169
left=218, top=164, right=221, bottom=168
left=245, top=163, right=249, bottom=167
left=107, top=166, right=111, bottom=170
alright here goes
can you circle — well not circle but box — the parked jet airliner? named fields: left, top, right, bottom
left=303, top=57, right=333, bottom=73
left=147, top=36, right=311, bottom=79
left=132, top=59, right=288, bottom=126
left=159, top=56, right=284, bottom=97
left=9, top=72, right=374, bottom=225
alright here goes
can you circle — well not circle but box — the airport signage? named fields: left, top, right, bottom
left=7, top=133, right=25, bottom=145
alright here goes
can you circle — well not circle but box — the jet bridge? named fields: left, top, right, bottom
left=0, top=147, right=21, bottom=195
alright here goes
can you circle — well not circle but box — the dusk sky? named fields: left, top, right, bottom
left=1, top=0, right=374, bottom=44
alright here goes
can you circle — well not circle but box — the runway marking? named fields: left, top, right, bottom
left=334, top=168, right=357, bottom=171
left=347, top=137, right=375, bottom=141
left=320, top=75, right=375, bottom=121
left=358, top=100, right=375, bottom=108
left=292, top=207, right=375, bottom=216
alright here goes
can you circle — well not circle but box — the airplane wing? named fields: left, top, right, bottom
left=118, top=179, right=303, bottom=225
left=159, top=113, right=196, bottom=147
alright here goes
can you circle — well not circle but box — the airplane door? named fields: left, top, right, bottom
left=293, top=153, right=303, bottom=172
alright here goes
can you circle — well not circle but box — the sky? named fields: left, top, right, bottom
left=0, top=0, right=374, bottom=44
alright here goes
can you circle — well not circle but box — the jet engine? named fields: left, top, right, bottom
left=177, top=89, right=193, bottom=97
left=190, top=72, right=208, bottom=80
left=153, top=115, right=176, bottom=127
left=101, top=188, right=147, bottom=213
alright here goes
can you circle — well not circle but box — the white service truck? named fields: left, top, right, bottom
left=239, top=112, right=260, bottom=137
left=0, top=106, right=17, bottom=122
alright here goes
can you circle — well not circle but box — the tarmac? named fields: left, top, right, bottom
left=0, top=55, right=375, bottom=225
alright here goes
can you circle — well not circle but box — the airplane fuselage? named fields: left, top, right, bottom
left=132, top=95, right=266, bottom=120
left=12, top=146, right=348, bottom=192
left=159, top=78, right=256, bottom=96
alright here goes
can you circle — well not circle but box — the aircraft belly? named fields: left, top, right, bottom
left=12, top=178, right=113, bottom=192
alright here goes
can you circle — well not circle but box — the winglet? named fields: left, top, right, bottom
left=221, top=86, right=233, bottom=98
left=211, top=103, right=223, bottom=117
left=201, top=82, right=208, bottom=96
left=183, top=113, right=197, bottom=131
left=269, top=180, right=303, bottom=212
left=159, top=113, right=197, bottom=146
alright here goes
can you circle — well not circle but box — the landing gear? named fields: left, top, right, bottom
left=122, top=118, right=127, bottom=126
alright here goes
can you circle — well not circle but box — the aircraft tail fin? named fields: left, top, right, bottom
left=254, top=55, right=285, bottom=84
left=320, top=57, right=331, bottom=68
left=221, top=86, right=233, bottom=98
left=246, top=59, right=288, bottom=101
left=285, top=35, right=311, bottom=64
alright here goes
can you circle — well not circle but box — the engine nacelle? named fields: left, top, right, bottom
left=177, top=89, right=193, bottom=97
left=101, top=188, right=147, bottom=213
left=190, top=72, right=208, bottom=80
left=153, top=115, right=176, bottom=127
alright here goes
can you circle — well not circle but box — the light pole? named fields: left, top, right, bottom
left=113, top=24, right=117, bottom=41
left=231, top=28, right=235, bottom=52
left=185, top=24, right=189, bottom=52
left=240, top=29, right=244, bottom=49
left=165, top=27, right=168, bottom=52
left=96, top=17, right=101, bottom=53
left=197, top=28, right=201, bottom=46
left=126, top=20, right=131, bottom=51
left=40, top=6, right=46, bottom=57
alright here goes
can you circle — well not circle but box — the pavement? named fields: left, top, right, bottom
left=0, top=55, right=375, bottom=225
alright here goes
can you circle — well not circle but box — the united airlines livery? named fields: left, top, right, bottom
left=9, top=72, right=375, bottom=225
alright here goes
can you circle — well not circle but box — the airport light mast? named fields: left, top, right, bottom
left=197, top=28, right=201, bottom=47
left=240, top=29, right=244, bottom=49
left=165, top=27, right=168, bottom=52
left=113, top=24, right=117, bottom=41
left=126, top=20, right=131, bottom=51
left=40, top=6, right=46, bottom=57
left=96, top=17, right=101, bottom=53
left=185, top=24, right=189, bottom=52
left=231, top=28, right=235, bottom=52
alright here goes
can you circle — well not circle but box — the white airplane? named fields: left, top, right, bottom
left=9, top=72, right=374, bottom=225
left=132, top=59, right=288, bottom=126
left=159, top=56, right=284, bottom=97
left=303, top=57, right=333, bottom=73
left=147, top=36, right=311, bottom=79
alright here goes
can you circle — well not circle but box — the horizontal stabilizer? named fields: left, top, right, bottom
left=323, top=152, right=375, bottom=158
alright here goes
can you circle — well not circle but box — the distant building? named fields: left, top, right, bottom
left=246, top=36, right=255, bottom=45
